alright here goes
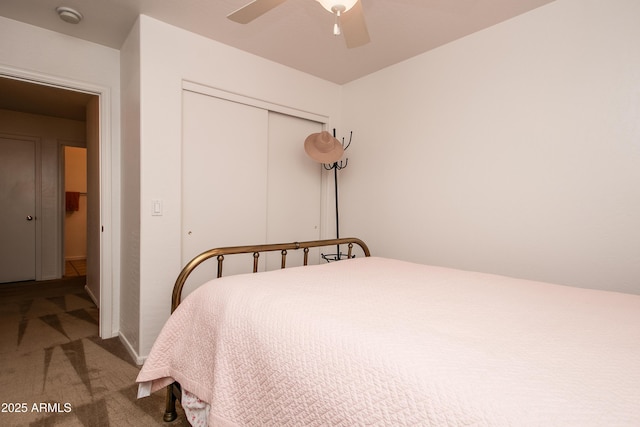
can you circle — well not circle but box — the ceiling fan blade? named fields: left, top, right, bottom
left=227, top=0, right=289, bottom=24
left=341, top=0, right=370, bottom=48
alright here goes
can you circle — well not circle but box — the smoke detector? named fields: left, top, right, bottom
left=56, top=6, right=83, bottom=24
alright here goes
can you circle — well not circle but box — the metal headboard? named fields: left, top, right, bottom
left=171, top=237, right=370, bottom=312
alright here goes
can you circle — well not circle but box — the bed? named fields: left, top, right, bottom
left=137, top=237, right=640, bottom=426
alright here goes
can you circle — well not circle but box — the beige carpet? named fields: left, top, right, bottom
left=0, top=277, right=191, bottom=427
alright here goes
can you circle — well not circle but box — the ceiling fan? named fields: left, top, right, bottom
left=227, top=0, right=370, bottom=48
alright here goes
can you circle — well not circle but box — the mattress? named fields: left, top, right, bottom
left=137, top=257, right=640, bottom=426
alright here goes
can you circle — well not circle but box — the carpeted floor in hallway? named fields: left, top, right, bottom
left=0, top=275, right=190, bottom=426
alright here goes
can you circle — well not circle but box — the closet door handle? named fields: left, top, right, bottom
left=26, top=215, right=33, bottom=221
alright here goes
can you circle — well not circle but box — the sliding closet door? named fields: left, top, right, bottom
left=265, top=112, right=323, bottom=269
left=182, top=89, right=325, bottom=290
left=182, top=90, right=268, bottom=286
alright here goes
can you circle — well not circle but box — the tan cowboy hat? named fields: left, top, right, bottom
left=304, top=131, right=344, bottom=163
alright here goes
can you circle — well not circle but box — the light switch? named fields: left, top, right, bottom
left=152, top=199, right=163, bottom=216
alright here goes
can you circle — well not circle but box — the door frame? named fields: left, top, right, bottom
left=0, top=66, right=115, bottom=339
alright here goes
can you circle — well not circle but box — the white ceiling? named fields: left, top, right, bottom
left=1, top=0, right=555, bottom=85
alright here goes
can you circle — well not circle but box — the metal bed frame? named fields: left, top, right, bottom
left=164, top=237, right=371, bottom=422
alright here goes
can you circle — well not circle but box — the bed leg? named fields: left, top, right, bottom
left=163, top=383, right=178, bottom=422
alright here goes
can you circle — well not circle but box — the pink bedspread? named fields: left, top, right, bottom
left=137, top=257, right=640, bottom=426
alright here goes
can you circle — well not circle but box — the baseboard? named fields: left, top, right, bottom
left=119, top=331, right=146, bottom=366
left=84, top=284, right=98, bottom=306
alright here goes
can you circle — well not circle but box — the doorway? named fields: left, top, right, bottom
left=64, top=146, right=88, bottom=278
left=0, top=76, right=102, bottom=323
left=0, top=70, right=115, bottom=338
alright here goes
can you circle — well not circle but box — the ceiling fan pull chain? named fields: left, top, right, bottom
left=333, top=10, right=342, bottom=36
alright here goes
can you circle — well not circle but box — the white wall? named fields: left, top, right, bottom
left=341, top=0, right=640, bottom=294
left=121, top=16, right=343, bottom=358
left=119, top=19, right=142, bottom=358
left=0, top=16, right=121, bottom=337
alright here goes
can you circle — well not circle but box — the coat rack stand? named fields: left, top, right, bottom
left=321, top=129, right=352, bottom=262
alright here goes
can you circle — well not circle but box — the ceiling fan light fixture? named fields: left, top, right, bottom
left=317, top=0, right=358, bottom=15
left=318, top=0, right=357, bottom=37
left=228, top=0, right=370, bottom=48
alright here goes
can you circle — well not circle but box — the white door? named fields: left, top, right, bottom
left=0, top=137, right=37, bottom=282
left=181, top=91, right=324, bottom=292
